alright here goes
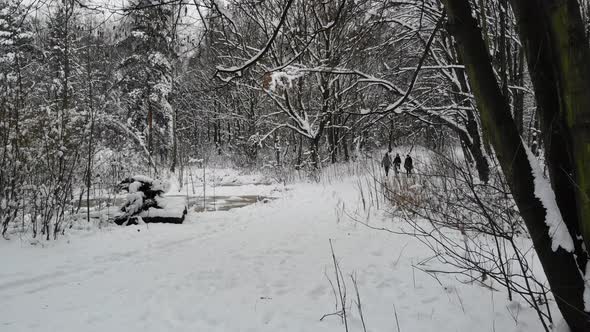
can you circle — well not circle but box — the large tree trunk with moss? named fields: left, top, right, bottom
left=442, top=0, right=590, bottom=329
left=510, top=0, right=590, bottom=259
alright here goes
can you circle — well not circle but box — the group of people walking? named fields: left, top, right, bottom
left=381, top=148, right=413, bottom=176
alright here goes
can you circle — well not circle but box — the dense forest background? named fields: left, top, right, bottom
left=2, top=0, right=531, bottom=193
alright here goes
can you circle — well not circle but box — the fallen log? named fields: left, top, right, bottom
left=113, top=176, right=187, bottom=225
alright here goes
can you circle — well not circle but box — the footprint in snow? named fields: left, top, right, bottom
left=443, top=285, right=456, bottom=294
left=421, top=296, right=439, bottom=304
left=308, top=284, right=327, bottom=299
left=370, top=250, right=383, bottom=257
left=260, top=310, right=274, bottom=324
left=375, top=280, right=391, bottom=289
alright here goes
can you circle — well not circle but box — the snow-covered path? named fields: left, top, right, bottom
left=1, top=179, right=546, bottom=332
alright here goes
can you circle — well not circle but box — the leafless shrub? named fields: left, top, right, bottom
left=341, top=148, right=554, bottom=331
left=321, top=239, right=369, bottom=332
left=379, top=149, right=553, bottom=331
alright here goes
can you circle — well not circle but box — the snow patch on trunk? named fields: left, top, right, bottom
left=584, top=263, right=590, bottom=311
left=524, top=145, right=574, bottom=252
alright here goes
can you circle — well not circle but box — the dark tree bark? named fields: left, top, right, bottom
left=296, top=135, right=303, bottom=169
left=513, top=48, right=525, bottom=133
left=510, top=0, right=590, bottom=255
left=388, top=118, right=394, bottom=151
left=442, top=0, right=590, bottom=329
left=445, top=28, right=491, bottom=183
left=499, top=0, right=509, bottom=98
left=310, top=137, right=320, bottom=169
left=328, top=114, right=338, bottom=163
left=342, top=132, right=350, bottom=162
left=274, top=134, right=281, bottom=166
left=170, top=106, right=177, bottom=173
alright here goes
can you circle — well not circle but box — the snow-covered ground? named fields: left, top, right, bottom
left=1, top=171, right=554, bottom=332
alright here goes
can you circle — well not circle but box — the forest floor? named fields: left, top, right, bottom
left=0, top=167, right=558, bottom=332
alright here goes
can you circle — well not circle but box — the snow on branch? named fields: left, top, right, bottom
left=380, top=13, right=444, bottom=114
left=299, top=13, right=444, bottom=116
left=215, top=0, right=295, bottom=79
left=264, top=64, right=306, bottom=92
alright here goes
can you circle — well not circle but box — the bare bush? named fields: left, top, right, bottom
left=386, top=150, right=553, bottom=331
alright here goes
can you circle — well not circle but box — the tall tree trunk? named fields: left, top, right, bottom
left=330, top=114, right=339, bottom=163
left=274, top=134, right=281, bottom=166
left=442, top=0, right=589, bottom=329
left=510, top=0, right=590, bottom=308
left=170, top=106, right=177, bottom=173
left=206, top=116, right=210, bottom=142
left=499, top=0, right=509, bottom=98
left=85, top=42, right=95, bottom=223
left=310, top=137, right=320, bottom=169
left=296, top=135, right=303, bottom=169
left=447, top=29, right=491, bottom=183
left=327, top=115, right=336, bottom=163
left=388, top=118, right=394, bottom=151
left=514, top=0, right=590, bottom=253
left=513, top=48, right=525, bottom=133
left=147, top=103, right=153, bottom=155
left=342, top=131, right=350, bottom=162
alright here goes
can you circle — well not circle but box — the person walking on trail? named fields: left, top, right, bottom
left=393, top=153, right=401, bottom=175
left=404, top=154, right=413, bottom=176
left=382, top=148, right=393, bottom=176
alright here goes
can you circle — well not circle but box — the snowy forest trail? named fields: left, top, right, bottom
left=1, top=178, right=546, bottom=332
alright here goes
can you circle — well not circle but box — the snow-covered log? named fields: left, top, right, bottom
left=113, top=176, right=187, bottom=225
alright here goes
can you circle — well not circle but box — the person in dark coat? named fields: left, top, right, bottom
left=404, top=154, right=413, bottom=175
left=393, top=153, right=401, bottom=175
left=382, top=148, right=393, bottom=176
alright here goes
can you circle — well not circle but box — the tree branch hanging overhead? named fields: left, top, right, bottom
left=214, top=0, right=296, bottom=81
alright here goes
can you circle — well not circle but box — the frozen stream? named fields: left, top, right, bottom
left=74, top=184, right=279, bottom=220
